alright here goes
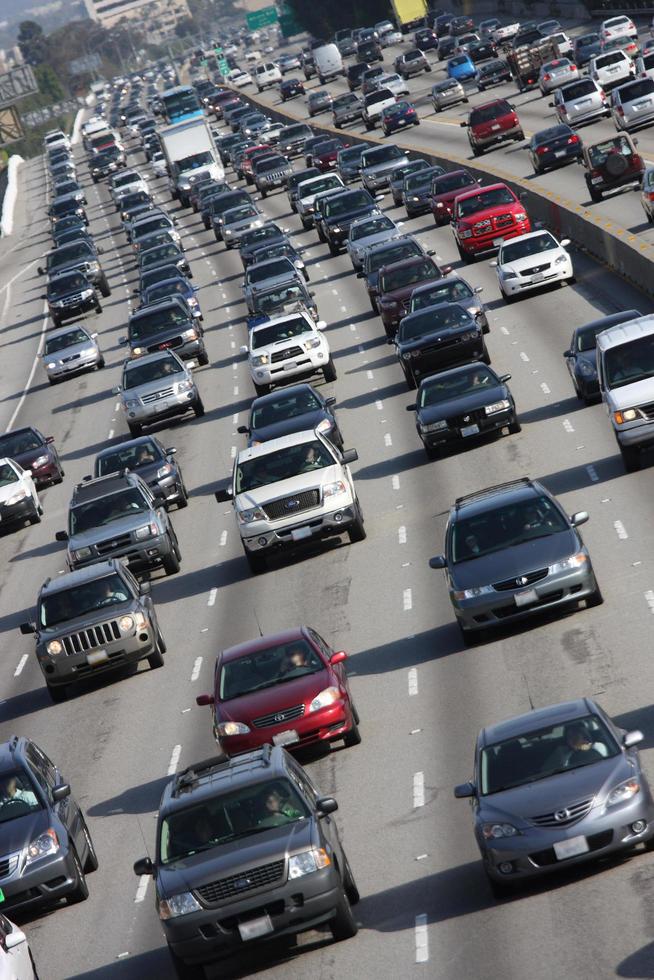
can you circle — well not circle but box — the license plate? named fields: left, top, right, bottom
left=400, top=118, right=408, bottom=124
left=491, top=123, right=501, bottom=130
left=492, top=237, right=504, bottom=246
left=515, top=588, right=538, bottom=607
left=291, top=526, right=312, bottom=541
left=150, top=401, right=168, bottom=413
left=554, top=150, right=565, bottom=157
left=272, top=729, right=300, bottom=747
left=553, top=835, right=589, bottom=860
left=460, top=423, right=479, bottom=437
left=282, top=362, right=297, bottom=371
left=531, top=272, right=544, bottom=283
left=87, top=650, right=108, bottom=667
left=238, top=914, right=274, bottom=941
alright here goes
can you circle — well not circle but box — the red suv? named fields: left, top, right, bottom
left=430, top=168, right=481, bottom=225
left=461, top=99, right=524, bottom=156
left=452, top=183, right=531, bottom=262
left=196, top=627, right=361, bottom=756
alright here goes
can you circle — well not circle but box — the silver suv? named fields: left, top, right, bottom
left=113, top=349, right=204, bottom=438
left=360, top=144, right=409, bottom=192
left=216, top=429, right=365, bottom=574
left=42, top=324, right=104, bottom=385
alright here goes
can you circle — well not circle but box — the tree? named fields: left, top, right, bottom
left=17, top=20, right=50, bottom=66
left=285, top=0, right=390, bottom=37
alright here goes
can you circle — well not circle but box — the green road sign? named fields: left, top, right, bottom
left=279, top=11, right=301, bottom=37
left=218, top=58, right=229, bottom=75
left=246, top=5, right=278, bottom=30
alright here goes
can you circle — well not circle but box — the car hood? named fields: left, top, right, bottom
left=457, top=202, right=521, bottom=226
left=251, top=410, right=329, bottom=443
left=350, top=229, right=398, bottom=254
left=5, top=448, right=50, bottom=470
left=158, top=817, right=316, bottom=897
left=363, top=156, right=409, bottom=176
left=218, top=668, right=330, bottom=725
left=0, top=481, right=29, bottom=504
left=0, top=808, right=51, bottom=852
left=433, top=182, right=482, bottom=205
left=225, top=216, right=261, bottom=232
left=501, top=247, right=564, bottom=275
left=478, top=755, right=632, bottom=824
left=236, top=465, right=342, bottom=510
left=417, top=385, right=506, bottom=420
left=399, top=324, right=475, bottom=353
left=247, top=271, right=300, bottom=293
left=383, top=276, right=437, bottom=303
left=122, top=373, right=187, bottom=399
left=70, top=513, right=154, bottom=547
left=451, top=529, right=581, bottom=589
left=606, top=375, right=654, bottom=410
left=130, top=322, right=194, bottom=348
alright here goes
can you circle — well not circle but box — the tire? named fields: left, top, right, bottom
left=343, top=855, right=360, bottom=904
left=472, top=144, right=482, bottom=157
left=177, top=483, right=189, bottom=508
left=51, top=314, right=60, bottom=329
left=586, top=584, right=604, bottom=608
left=323, top=358, right=337, bottom=382
left=148, top=640, right=165, bottom=669
left=193, top=397, right=205, bottom=418
left=405, top=370, right=417, bottom=391
left=329, top=241, right=339, bottom=256
left=457, top=243, right=473, bottom=264
left=128, top=422, right=142, bottom=438
left=254, top=382, right=269, bottom=397
left=261, top=188, right=267, bottom=198
left=329, top=889, right=358, bottom=941
left=343, top=717, right=362, bottom=747
left=99, top=276, right=111, bottom=298
left=621, top=444, right=640, bottom=472
left=163, top=545, right=180, bottom=575
left=369, top=295, right=378, bottom=312
left=96, top=357, right=105, bottom=370
left=348, top=505, right=366, bottom=543
left=508, top=416, right=522, bottom=434
left=588, top=184, right=602, bottom=203
left=246, top=550, right=267, bottom=574
left=47, top=682, right=68, bottom=703
left=301, top=216, right=310, bottom=230
left=95, top=303, right=102, bottom=314
left=482, top=346, right=491, bottom=365
left=167, top=944, right=205, bottom=980
left=197, top=349, right=209, bottom=367
left=66, top=849, right=89, bottom=905
left=82, top=821, right=99, bottom=873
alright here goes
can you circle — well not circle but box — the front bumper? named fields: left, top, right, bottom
left=614, top=420, right=654, bottom=449
left=501, top=259, right=572, bottom=295
left=38, top=629, right=157, bottom=686
left=419, top=405, right=515, bottom=448
left=457, top=220, right=531, bottom=256
left=0, top=847, right=79, bottom=912
left=49, top=297, right=98, bottom=320
left=219, top=700, right=353, bottom=755
left=46, top=354, right=100, bottom=380
left=69, top=534, right=173, bottom=574
left=0, top=496, right=36, bottom=526
left=242, top=504, right=357, bottom=555
left=251, top=348, right=328, bottom=386
left=127, top=389, right=199, bottom=425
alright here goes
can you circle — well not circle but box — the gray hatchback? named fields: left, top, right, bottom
left=455, top=698, right=654, bottom=895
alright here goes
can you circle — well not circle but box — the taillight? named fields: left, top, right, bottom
left=536, top=146, right=548, bottom=155
left=567, top=134, right=579, bottom=144
left=616, top=106, right=624, bottom=116
left=544, top=73, right=551, bottom=81
left=569, top=64, right=576, bottom=72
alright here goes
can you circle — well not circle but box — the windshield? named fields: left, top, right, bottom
left=242, top=226, right=281, bottom=246
left=134, top=218, right=171, bottom=239
left=350, top=215, right=393, bottom=240
left=500, top=233, right=557, bottom=263
left=450, top=55, right=469, bottom=66
left=0, top=770, right=42, bottom=823
left=162, top=89, right=200, bottom=119
left=399, top=304, right=471, bottom=341
left=362, top=145, right=402, bottom=167
left=480, top=714, right=619, bottom=795
left=457, top=187, right=515, bottom=216
left=252, top=316, right=311, bottom=348
left=225, top=205, right=258, bottom=223
left=252, top=389, right=321, bottom=427
left=324, top=191, right=370, bottom=218
left=114, top=171, right=139, bottom=188
left=39, top=572, right=132, bottom=627
left=220, top=639, right=323, bottom=700
left=470, top=102, right=510, bottom=124
left=604, top=334, right=654, bottom=389
left=289, top=169, right=319, bottom=190
left=144, top=281, right=189, bottom=304
left=55, top=181, right=79, bottom=195
left=50, top=244, right=92, bottom=268
left=451, top=493, right=569, bottom=563
left=254, top=285, right=306, bottom=314
left=393, top=162, right=428, bottom=183
left=121, top=191, right=150, bottom=209
left=44, top=329, right=89, bottom=354
left=299, top=175, right=341, bottom=198
left=597, top=51, right=627, bottom=67
left=123, top=356, right=182, bottom=388
left=129, top=308, right=188, bottom=339
left=411, top=280, right=474, bottom=311
left=70, top=487, right=149, bottom=533
left=280, top=124, right=311, bottom=140
left=0, top=463, right=17, bottom=487
left=159, top=778, right=310, bottom=863
left=212, top=193, right=249, bottom=215
left=405, top=168, right=439, bottom=191
left=177, top=150, right=213, bottom=171
left=248, top=259, right=295, bottom=285
left=419, top=366, right=497, bottom=406
left=380, top=259, right=435, bottom=292
left=576, top=325, right=606, bottom=352
left=141, top=245, right=180, bottom=267
left=562, top=79, right=596, bottom=100
left=236, top=439, right=334, bottom=493
left=97, top=440, right=163, bottom=475
left=0, top=430, right=41, bottom=455
left=257, top=156, right=285, bottom=172
left=48, top=274, right=87, bottom=296
left=368, top=240, right=421, bottom=272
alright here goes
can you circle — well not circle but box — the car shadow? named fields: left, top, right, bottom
left=537, top=453, right=632, bottom=493
left=10, top=538, right=63, bottom=563
left=52, top=386, right=112, bottom=414
left=87, top=773, right=170, bottom=817
left=518, top=397, right=585, bottom=424
left=617, top=941, right=654, bottom=978
left=337, top=379, right=409, bottom=410
left=613, top=706, right=654, bottom=751
left=347, top=624, right=463, bottom=676
left=351, top=448, right=428, bottom=480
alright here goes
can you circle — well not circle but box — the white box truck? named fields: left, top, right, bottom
left=313, top=43, right=344, bottom=84
left=159, top=117, right=224, bottom=207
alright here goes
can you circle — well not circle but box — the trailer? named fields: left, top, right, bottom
left=506, top=37, right=558, bottom=92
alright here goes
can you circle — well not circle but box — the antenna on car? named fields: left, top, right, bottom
left=253, top=607, right=264, bottom=638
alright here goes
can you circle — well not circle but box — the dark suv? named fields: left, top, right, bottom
left=123, top=297, right=208, bottom=365
left=20, top=559, right=166, bottom=700
left=0, top=426, right=64, bottom=487
left=44, top=270, right=103, bottom=328
left=580, top=132, right=644, bottom=203
left=0, top=735, right=98, bottom=905
left=134, top=746, right=359, bottom=978
left=55, top=472, right=182, bottom=576
left=38, top=241, right=111, bottom=297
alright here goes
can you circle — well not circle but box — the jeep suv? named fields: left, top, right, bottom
left=20, top=559, right=166, bottom=701
left=580, top=132, right=644, bottom=202
left=114, top=349, right=205, bottom=438
left=55, top=472, right=182, bottom=576
left=216, top=429, right=364, bottom=573
left=0, top=736, right=98, bottom=904
left=133, top=747, right=359, bottom=977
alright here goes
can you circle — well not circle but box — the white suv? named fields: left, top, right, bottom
left=110, top=169, right=148, bottom=209
left=255, top=61, right=282, bottom=90
left=590, top=50, right=634, bottom=92
left=241, top=311, right=336, bottom=395
left=363, top=88, right=396, bottom=129
left=216, top=429, right=365, bottom=573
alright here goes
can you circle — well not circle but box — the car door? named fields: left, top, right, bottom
left=309, top=628, right=348, bottom=692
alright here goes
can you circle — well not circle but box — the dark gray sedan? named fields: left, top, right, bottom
left=238, top=383, right=342, bottom=447
left=564, top=309, right=640, bottom=404
left=455, top=698, right=654, bottom=896
left=409, top=275, right=489, bottom=332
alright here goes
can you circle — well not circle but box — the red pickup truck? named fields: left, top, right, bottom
left=461, top=99, right=524, bottom=156
left=452, top=183, right=531, bottom=262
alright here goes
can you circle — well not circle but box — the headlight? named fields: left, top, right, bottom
left=316, top=418, right=333, bottom=434
left=409, top=195, right=420, bottom=202
left=80, top=288, right=94, bottom=299
left=614, top=408, right=637, bottom=424
left=118, top=615, right=134, bottom=632
left=125, top=398, right=140, bottom=409
left=554, top=253, right=568, bottom=265
left=453, top=585, right=494, bottom=600
left=88, top=261, right=99, bottom=273
left=515, top=212, right=527, bottom=221
left=80, top=347, right=97, bottom=358
left=420, top=420, right=448, bottom=433
left=331, top=225, right=342, bottom=234
left=159, top=891, right=202, bottom=920
left=134, top=522, right=157, bottom=540
left=309, top=686, right=341, bottom=712
left=323, top=480, right=347, bottom=498
left=549, top=552, right=588, bottom=574
left=46, top=639, right=64, bottom=656
left=304, top=337, right=321, bottom=350
left=237, top=506, right=266, bottom=524
left=132, top=346, right=145, bottom=356
left=25, top=829, right=59, bottom=866
left=177, top=379, right=193, bottom=393
left=157, top=464, right=174, bottom=478
left=288, top=847, right=331, bottom=879
left=6, top=489, right=29, bottom=505
left=251, top=354, right=269, bottom=367
left=181, top=328, right=198, bottom=341
left=607, top=778, right=640, bottom=807
left=380, top=298, right=397, bottom=308
left=46, top=362, right=57, bottom=369
left=31, top=455, right=50, bottom=468
left=501, top=269, right=518, bottom=279
left=459, top=229, right=473, bottom=239
left=460, top=329, right=480, bottom=342
left=216, top=720, right=250, bottom=736
left=484, top=400, right=510, bottom=414
left=482, top=823, right=519, bottom=840
left=577, top=360, right=597, bottom=378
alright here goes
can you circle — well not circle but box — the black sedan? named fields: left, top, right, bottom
left=238, top=384, right=342, bottom=447
left=317, top=188, right=381, bottom=255
left=528, top=124, right=583, bottom=175
left=239, top=223, right=288, bottom=267
left=563, top=309, right=640, bottom=404
left=467, top=39, right=497, bottom=63
left=415, top=28, right=439, bottom=50
left=393, top=302, right=490, bottom=389
left=381, top=100, right=420, bottom=136
left=408, top=363, right=519, bottom=459
left=280, top=77, right=305, bottom=101
left=249, top=239, right=309, bottom=280
left=475, top=58, right=512, bottom=91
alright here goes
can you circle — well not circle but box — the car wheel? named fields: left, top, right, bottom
left=66, top=849, right=89, bottom=905
left=147, top=639, right=165, bottom=669
left=82, top=821, right=99, bottom=873
left=30, top=502, right=41, bottom=524
left=167, top=943, right=205, bottom=979
left=348, top=504, right=366, bottom=543
left=55, top=467, right=64, bottom=484
left=163, top=545, right=180, bottom=575
left=254, top=382, right=269, bottom=397
left=405, top=369, right=417, bottom=391
left=329, top=241, right=340, bottom=256
left=323, top=358, right=337, bottom=382
left=197, top=349, right=209, bottom=367
left=586, top=584, right=604, bottom=608
left=128, top=422, right=142, bottom=438
left=508, top=416, right=522, bottom=434
left=329, top=889, right=358, bottom=941
left=343, top=855, right=360, bottom=904
left=177, top=483, right=189, bottom=508
left=482, top=346, right=491, bottom=365
left=300, top=216, right=310, bottom=230
left=621, top=444, right=640, bottom=472
left=457, top=243, right=473, bottom=264
left=99, top=276, right=111, bottom=297
left=193, top=397, right=205, bottom=418
left=343, top=717, right=362, bottom=747
left=588, top=184, right=602, bottom=203
left=95, top=303, right=102, bottom=314
left=96, top=357, right=105, bottom=370
left=46, top=681, right=68, bottom=703
left=51, top=314, right=60, bottom=329
left=245, top=550, right=267, bottom=574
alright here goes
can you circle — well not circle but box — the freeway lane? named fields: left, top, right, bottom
left=2, top=90, right=654, bottom=980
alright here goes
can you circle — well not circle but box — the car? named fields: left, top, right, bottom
left=375, top=72, right=410, bottom=98
left=133, top=747, right=360, bottom=975
left=247, top=276, right=317, bottom=325
left=253, top=153, right=293, bottom=198
left=312, top=138, right=348, bottom=173
left=528, top=124, right=583, bottom=175
left=42, top=324, right=104, bottom=385
left=308, top=89, right=333, bottom=115
left=454, top=698, right=653, bottom=895
left=238, top=384, right=342, bottom=447
left=402, top=164, right=445, bottom=218
left=236, top=144, right=272, bottom=182
left=479, top=18, right=502, bottom=39
left=490, top=21, right=520, bottom=45
left=641, top=165, right=654, bottom=222
left=360, top=143, right=409, bottom=192
left=113, top=349, right=204, bottom=437
left=574, top=32, right=602, bottom=68
left=563, top=310, right=641, bottom=403
left=52, top=179, right=86, bottom=207
left=394, top=49, right=432, bottom=79
left=491, top=230, right=574, bottom=302
left=636, top=49, right=654, bottom=80
left=356, top=38, right=382, bottom=63
left=48, top=198, right=88, bottom=227
left=431, top=78, right=468, bottom=111
left=409, top=274, right=489, bottom=332
left=239, top=223, right=289, bottom=265
left=38, top=241, right=110, bottom=296
left=255, top=61, right=282, bottom=90
left=462, top=99, right=523, bottom=156
left=241, top=310, right=334, bottom=396
left=43, top=270, right=102, bottom=327
left=447, top=53, right=477, bottom=81
left=244, top=256, right=305, bottom=312
left=131, top=212, right=180, bottom=251
left=336, top=145, right=365, bottom=185
left=538, top=58, right=578, bottom=94
left=475, top=58, right=512, bottom=90
left=280, top=76, right=305, bottom=101
left=590, top=50, right=634, bottom=92
left=139, top=242, right=192, bottom=279
left=196, top=625, right=360, bottom=754
left=601, top=34, right=639, bottom=61
left=362, top=88, right=396, bottom=130
left=277, top=122, right=314, bottom=158
left=249, top=239, right=308, bottom=281
left=0, top=913, right=38, bottom=977
left=209, top=188, right=253, bottom=240
left=347, top=61, right=370, bottom=90
left=580, top=132, right=645, bottom=202
left=415, top=27, right=438, bottom=50
left=429, top=477, right=603, bottom=642
left=48, top=214, right=86, bottom=239
left=601, top=14, right=638, bottom=42
left=0, top=457, right=42, bottom=528
left=381, top=100, right=419, bottom=136
left=611, top=77, right=654, bottom=130
left=551, top=77, right=609, bottom=127
left=393, top=302, right=490, bottom=389
left=21, top=559, right=165, bottom=700
left=123, top=296, right=207, bottom=364
left=318, top=187, right=382, bottom=255
left=90, top=147, right=126, bottom=181
left=138, top=263, right=192, bottom=296
left=332, top=92, right=364, bottom=129
left=55, top=471, right=182, bottom=576
left=452, top=183, right=530, bottom=262
left=359, top=235, right=432, bottom=312
left=430, top=168, right=481, bottom=225
left=110, top=169, right=148, bottom=208
left=438, top=36, right=457, bottom=60
left=216, top=429, right=363, bottom=572
left=408, top=363, right=518, bottom=458
left=346, top=213, right=403, bottom=270
left=378, top=254, right=446, bottom=338
left=361, top=66, right=386, bottom=96
left=0, top=427, right=63, bottom=488
left=467, top=38, right=497, bottom=63
left=390, top=159, right=430, bottom=207
left=221, top=202, right=264, bottom=248
left=287, top=166, right=320, bottom=211
left=94, top=436, right=187, bottom=509
left=278, top=52, right=301, bottom=73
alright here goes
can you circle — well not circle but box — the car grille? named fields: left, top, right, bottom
left=253, top=703, right=305, bottom=728
left=95, top=533, right=132, bottom=555
left=147, top=336, right=183, bottom=353
left=0, top=853, right=20, bottom=880
left=62, top=619, right=121, bottom=656
left=270, top=345, right=303, bottom=364
left=638, top=400, right=654, bottom=421
left=530, top=797, right=594, bottom=828
left=263, top=489, right=320, bottom=521
left=494, top=213, right=515, bottom=230
left=520, top=262, right=551, bottom=277
left=60, top=292, right=86, bottom=307
left=493, top=567, right=549, bottom=592
left=195, top=859, right=286, bottom=905
left=421, top=335, right=465, bottom=355
left=492, top=590, right=564, bottom=617
left=448, top=407, right=487, bottom=427
left=261, top=169, right=288, bottom=182
left=142, top=385, right=176, bottom=404
left=529, top=830, right=612, bottom=867
left=61, top=353, right=81, bottom=364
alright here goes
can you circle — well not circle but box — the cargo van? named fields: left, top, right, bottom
left=313, top=43, right=344, bottom=84
left=596, top=313, right=654, bottom=471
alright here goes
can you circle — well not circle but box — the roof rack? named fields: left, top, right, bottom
left=455, top=477, right=532, bottom=508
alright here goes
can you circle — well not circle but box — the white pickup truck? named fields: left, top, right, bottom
left=362, top=88, right=396, bottom=130
left=241, top=310, right=335, bottom=395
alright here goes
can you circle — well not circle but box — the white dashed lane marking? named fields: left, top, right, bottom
left=167, top=745, right=182, bottom=775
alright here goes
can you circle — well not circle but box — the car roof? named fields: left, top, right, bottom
left=251, top=383, right=317, bottom=408
left=595, top=313, right=654, bottom=351
left=71, top=472, right=143, bottom=503
left=381, top=254, right=432, bottom=272
left=221, top=626, right=309, bottom=662
left=481, top=698, right=595, bottom=746
left=236, top=428, right=324, bottom=462
left=161, top=745, right=288, bottom=812
left=95, top=435, right=162, bottom=458
left=40, top=559, right=127, bottom=596
left=453, top=477, right=545, bottom=518
left=129, top=296, right=186, bottom=317
left=501, top=229, right=556, bottom=245
left=574, top=309, right=640, bottom=337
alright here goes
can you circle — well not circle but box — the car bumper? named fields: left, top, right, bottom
left=0, top=848, right=79, bottom=912
left=562, top=105, right=608, bottom=125
left=243, top=504, right=357, bottom=555
left=46, top=355, right=100, bottom=380
left=615, top=421, right=654, bottom=449
left=420, top=405, right=516, bottom=448
left=69, top=535, right=173, bottom=573
left=49, top=298, right=97, bottom=320
left=622, top=108, right=654, bottom=130
left=458, top=221, right=531, bottom=255
left=335, top=112, right=363, bottom=125
left=405, top=195, right=431, bottom=216
left=39, top=631, right=157, bottom=686
left=251, top=350, right=328, bottom=386
left=501, top=260, right=573, bottom=295
left=147, top=473, right=185, bottom=506
left=31, top=461, right=60, bottom=486
left=218, top=700, right=353, bottom=755
left=539, top=147, right=582, bottom=168
left=0, top=497, right=36, bottom=525
left=127, top=390, right=198, bottom=424
left=473, top=125, right=522, bottom=149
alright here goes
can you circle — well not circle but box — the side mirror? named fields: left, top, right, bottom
left=624, top=730, right=644, bottom=748
left=237, top=425, right=249, bottom=434
left=560, top=238, right=570, bottom=248
left=356, top=270, right=364, bottom=278
left=133, top=288, right=139, bottom=294
left=341, top=448, right=358, bottom=464
left=4, top=930, right=27, bottom=952
left=139, top=580, right=151, bottom=595
left=548, top=101, right=554, bottom=107
left=52, top=783, right=71, bottom=802
left=309, top=290, right=316, bottom=297
left=240, top=344, right=249, bottom=354
left=215, top=487, right=233, bottom=503
left=133, top=857, right=153, bottom=876
left=165, top=447, right=177, bottom=455
left=330, top=650, right=347, bottom=665
left=41, top=294, right=47, bottom=300
left=489, top=259, right=498, bottom=267
left=429, top=554, right=447, bottom=569
left=563, top=349, right=572, bottom=358
left=427, top=248, right=435, bottom=256
left=196, top=693, right=215, bottom=706
left=454, top=781, right=475, bottom=799
left=119, top=336, right=127, bottom=345
left=459, top=121, right=467, bottom=127
left=570, top=510, right=589, bottom=527
left=55, top=530, right=69, bottom=542
left=474, top=285, right=484, bottom=294
left=406, top=403, right=417, bottom=411
left=112, top=385, right=122, bottom=395
left=499, top=373, right=512, bottom=382
left=325, top=396, right=336, bottom=406
left=316, top=796, right=338, bottom=816
left=19, top=622, right=36, bottom=635
left=37, top=266, right=44, bottom=275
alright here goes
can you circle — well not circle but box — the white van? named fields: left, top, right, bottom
left=596, top=314, right=654, bottom=471
left=314, top=43, right=344, bottom=84
left=254, top=61, right=281, bottom=91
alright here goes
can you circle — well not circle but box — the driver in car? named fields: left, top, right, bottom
left=0, top=776, right=38, bottom=809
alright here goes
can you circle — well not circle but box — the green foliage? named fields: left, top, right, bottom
left=17, top=20, right=49, bottom=65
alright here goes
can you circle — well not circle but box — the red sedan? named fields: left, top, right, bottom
left=313, top=138, right=349, bottom=173
left=196, top=627, right=361, bottom=755
left=430, top=169, right=481, bottom=226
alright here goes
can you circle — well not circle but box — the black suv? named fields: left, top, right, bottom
left=38, top=241, right=111, bottom=297
left=20, top=558, right=165, bottom=700
left=316, top=189, right=381, bottom=256
left=122, top=296, right=208, bottom=365
left=44, top=270, right=103, bottom=328
left=0, top=735, right=98, bottom=906
left=134, top=746, right=359, bottom=978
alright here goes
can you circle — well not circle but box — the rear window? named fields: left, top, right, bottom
left=562, top=79, right=597, bottom=99
left=596, top=51, right=628, bottom=67
left=620, top=78, right=654, bottom=101
left=380, top=259, right=435, bottom=292
left=469, top=101, right=511, bottom=124
left=367, top=89, right=393, bottom=105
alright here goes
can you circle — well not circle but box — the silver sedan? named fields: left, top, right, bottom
left=539, top=58, right=578, bottom=94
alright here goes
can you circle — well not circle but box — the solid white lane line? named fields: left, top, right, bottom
left=375, top=400, right=383, bottom=410
left=392, top=475, right=400, bottom=490
left=219, top=530, right=227, bottom=546
left=408, top=668, right=418, bottom=696
left=6, top=302, right=48, bottom=432
left=207, top=588, right=217, bottom=606
left=415, top=914, right=429, bottom=963
left=562, top=419, right=575, bottom=433
left=398, top=526, right=407, bottom=544
left=190, top=657, right=203, bottom=682
left=586, top=465, right=599, bottom=482
left=134, top=876, right=149, bottom=903
left=384, top=433, right=392, bottom=447
left=167, top=745, right=182, bottom=775
left=614, top=521, right=628, bottom=539
left=403, top=588, right=412, bottom=611
left=107, top=429, right=114, bottom=440
left=413, top=772, right=425, bottom=808
left=14, top=654, right=28, bottom=677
